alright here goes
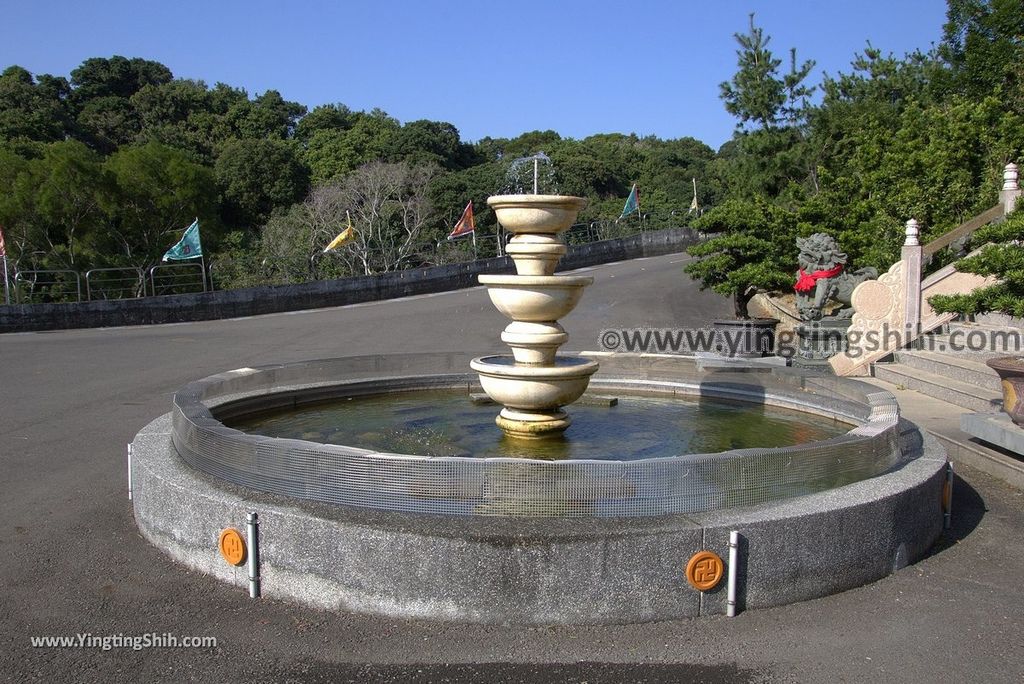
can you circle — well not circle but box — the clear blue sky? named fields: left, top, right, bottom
left=1, top=0, right=949, bottom=150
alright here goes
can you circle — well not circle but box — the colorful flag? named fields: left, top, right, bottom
left=0, top=225, right=6, bottom=258
left=447, top=201, right=476, bottom=240
left=323, top=212, right=357, bottom=252
left=619, top=184, right=639, bottom=219
left=162, top=218, right=202, bottom=261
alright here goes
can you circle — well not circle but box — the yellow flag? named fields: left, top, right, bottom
left=323, top=213, right=356, bottom=252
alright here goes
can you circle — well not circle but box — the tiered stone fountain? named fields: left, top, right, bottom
left=470, top=195, right=599, bottom=439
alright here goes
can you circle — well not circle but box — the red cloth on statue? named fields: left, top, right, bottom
left=793, top=264, right=844, bottom=292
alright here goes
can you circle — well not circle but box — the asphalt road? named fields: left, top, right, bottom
left=2, top=252, right=1022, bottom=683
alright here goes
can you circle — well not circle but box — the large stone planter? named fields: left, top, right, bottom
left=986, top=356, right=1024, bottom=425
left=711, top=318, right=779, bottom=358
left=792, top=318, right=852, bottom=369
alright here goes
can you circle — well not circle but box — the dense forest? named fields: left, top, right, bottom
left=0, top=0, right=1020, bottom=299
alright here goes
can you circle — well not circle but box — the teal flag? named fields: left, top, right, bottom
left=162, top=219, right=202, bottom=261
left=619, top=184, right=639, bottom=219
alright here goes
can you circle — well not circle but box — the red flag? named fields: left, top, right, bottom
left=0, top=225, right=7, bottom=258
left=447, top=201, right=475, bottom=240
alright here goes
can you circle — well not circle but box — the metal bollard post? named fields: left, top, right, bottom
left=727, top=530, right=740, bottom=617
left=127, top=443, right=133, bottom=501
left=944, top=462, right=954, bottom=530
left=247, top=512, right=261, bottom=598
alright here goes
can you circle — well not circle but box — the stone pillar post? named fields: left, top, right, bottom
left=902, top=219, right=922, bottom=341
left=1002, top=163, right=1020, bottom=215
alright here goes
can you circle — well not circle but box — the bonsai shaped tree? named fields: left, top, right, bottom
left=929, top=209, right=1024, bottom=318
left=684, top=198, right=796, bottom=318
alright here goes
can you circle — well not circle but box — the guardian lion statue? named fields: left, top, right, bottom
left=794, top=233, right=877, bottom=321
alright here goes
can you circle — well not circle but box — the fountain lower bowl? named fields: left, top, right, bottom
left=470, top=354, right=598, bottom=411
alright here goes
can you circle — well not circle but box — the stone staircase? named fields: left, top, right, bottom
left=869, top=320, right=1024, bottom=487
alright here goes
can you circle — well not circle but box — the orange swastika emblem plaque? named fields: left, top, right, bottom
left=685, top=550, right=724, bottom=591
left=219, top=528, right=247, bottom=566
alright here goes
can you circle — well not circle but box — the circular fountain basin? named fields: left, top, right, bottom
left=478, top=275, right=593, bottom=321
left=130, top=352, right=947, bottom=624
left=487, top=194, right=588, bottom=234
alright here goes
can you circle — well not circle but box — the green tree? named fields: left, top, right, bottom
left=940, top=0, right=1024, bottom=100
left=303, top=110, right=400, bottom=184
left=227, top=89, right=306, bottom=139
left=215, top=138, right=310, bottom=231
left=132, top=79, right=244, bottom=163
left=719, top=14, right=814, bottom=131
left=294, top=103, right=358, bottom=142
left=101, top=141, right=219, bottom=267
left=684, top=199, right=799, bottom=317
left=69, top=56, right=172, bottom=104
left=386, top=119, right=476, bottom=170
left=717, top=14, right=817, bottom=199
left=4, top=141, right=112, bottom=270
left=0, top=66, right=72, bottom=146
left=929, top=210, right=1024, bottom=316
left=76, top=95, right=140, bottom=153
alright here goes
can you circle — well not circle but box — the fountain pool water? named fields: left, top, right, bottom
left=225, top=388, right=849, bottom=461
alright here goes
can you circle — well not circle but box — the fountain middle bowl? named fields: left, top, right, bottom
left=478, top=274, right=593, bottom=321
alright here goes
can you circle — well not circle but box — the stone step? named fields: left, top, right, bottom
left=872, top=363, right=1002, bottom=413
left=858, top=376, right=1024, bottom=491
left=915, top=332, right=1022, bottom=360
left=893, top=350, right=999, bottom=389
left=942, top=322, right=1024, bottom=355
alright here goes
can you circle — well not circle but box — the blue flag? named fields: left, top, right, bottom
left=162, top=219, right=202, bottom=261
left=619, top=184, right=639, bottom=219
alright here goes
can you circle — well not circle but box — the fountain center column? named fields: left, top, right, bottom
left=470, top=195, right=599, bottom=439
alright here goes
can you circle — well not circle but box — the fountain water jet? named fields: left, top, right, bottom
left=471, top=194, right=598, bottom=439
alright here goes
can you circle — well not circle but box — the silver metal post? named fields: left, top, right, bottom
left=127, top=443, right=133, bottom=501
left=2, top=255, right=9, bottom=305
left=727, top=530, right=740, bottom=617
left=944, top=462, right=954, bottom=530
left=533, top=158, right=538, bottom=195
left=247, top=512, right=261, bottom=598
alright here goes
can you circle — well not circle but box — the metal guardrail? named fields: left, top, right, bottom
left=149, top=262, right=207, bottom=296
left=85, top=267, right=145, bottom=301
left=13, top=270, right=82, bottom=303
left=2, top=217, right=689, bottom=304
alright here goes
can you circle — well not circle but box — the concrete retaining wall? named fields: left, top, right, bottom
left=0, top=227, right=696, bottom=333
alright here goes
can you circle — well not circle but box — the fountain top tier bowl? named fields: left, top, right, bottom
left=487, top=194, right=588, bottom=235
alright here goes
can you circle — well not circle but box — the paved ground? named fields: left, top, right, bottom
left=2, top=252, right=1023, bottom=683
